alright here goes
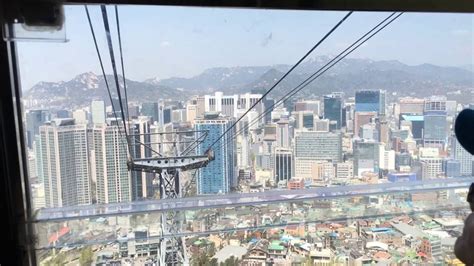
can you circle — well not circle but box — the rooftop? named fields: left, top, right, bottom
left=212, top=245, right=247, bottom=263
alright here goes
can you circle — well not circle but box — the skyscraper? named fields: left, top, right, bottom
left=452, top=136, right=473, bottom=176
left=236, top=119, right=250, bottom=169
left=38, top=119, right=91, bottom=207
left=141, top=102, right=160, bottom=123
left=355, top=90, right=386, bottom=115
left=294, top=131, right=342, bottom=162
left=72, top=109, right=88, bottom=124
left=294, top=111, right=314, bottom=130
left=274, top=148, right=293, bottom=183
left=163, top=107, right=172, bottom=124
left=314, top=119, right=330, bottom=132
left=171, top=109, right=187, bottom=122
left=129, top=117, right=154, bottom=200
left=91, top=100, right=106, bottom=124
left=424, top=96, right=447, bottom=112
left=323, top=94, right=343, bottom=130
left=111, top=98, right=124, bottom=118
left=354, top=112, right=377, bottom=138
left=25, top=109, right=50, bottom=149
left=444, top=159, right=461, bottom=177
left=195, top=113, right=235, bottom=194
left=276, top=119, right=290, bottom=148
left=353, top=140, right=381, bottom=177
left=186, top=103, right=197, bottom=123
left=418, top=147, right=444, bottom=179
left=263, top=97, right=275, bottom=124
left=423, top=111, right=447, bottom=147
left=90, top=124, right=131, bottom=203
left=399, top=97, right=425, bottom=115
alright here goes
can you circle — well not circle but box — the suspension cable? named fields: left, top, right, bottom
left=206, top=11, right=353, bottom=151
left=114, top=5, right=131, bottom=124
left=100, top=5, right=131, bottom=147
left=210, top=12, right=403, bottom=153
left=85, top=5, right=128, bottom=153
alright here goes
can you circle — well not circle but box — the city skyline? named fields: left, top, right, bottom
left=27, top=89, right=474, bottom=264
left=6, top=2, right=474, bottom=265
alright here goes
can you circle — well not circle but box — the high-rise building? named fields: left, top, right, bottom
left=262, top=97, right=275, bottom=123
left=141, top=102, right=160, bottom=123
left=446, top=100, right=458, bottom=117
left=323, top=94, right=343, bottom=129
left=239, top=93, right=263, bottom=113
left=90, top=124, right=131, bottom=204
left=294, top=158, right=318, bottom=181
left=420, top=158, right=444, bottom=179
left=355, top=90, right=386, bottom=115
left=360, top=122, right=378, bottom=141
left=294, top=101, right=307, bottom=112
left=25, top=109, right=50, bottom=149
left=353, top=140, right=381, bottom=177
left=294, top=111, right=314, bottom=130
left=128, top=104, right=140, bottom=118
left=305, top=100, right=321, bottom=116
left=163, top=107, right=172, bottom=124
left=129, top=117, right=154, bottom=200
left=276, top=119, right=290, bottom=148
left=399, top=115, right=424, bottom=140
left=72, top=109, right=88, bottom=124
left=195, top=96, right=206, bottom=118
left=186, top=103, right=197, bottom=123
left=314, top=119, right=330, bottom=132
left=55, top=109, right=71, bottom=119
left=444, top=159, right=461, bottom=177
left=111, top=98, right=124, bottom=118
left=423, top=111, right=447, bottom=147
left=310, top=161, right=335, bottom=182
left=377, top=118, right=390, bottom=144
left=236, top=118, right=250, bottom=169
left=38, top=119, right=91, bottom=207
left=271, top=106, right=289, bottom=122
left=203, top=92, right=262, bottom=118
left=452, top=136, right=473, bottom=176
left=91, top=100, right=106, bottom=124
left=418, top=148, right=444, bottom=179
left=294, top=131, right=342, bottom=162
left=294, top=158, right=335, bottom=182
left=379, top=148, right=395, bottom=171
left=354, top=112, right=377, bottom=138
left=195, top=113, right=235, bottom=194
left=395, top=153, right=412, bottom=170
left=424, top=96, right=447, bottom=112
left=274, top=148, right=293, bottom=183
left=171, top=109, right=187, bottom=122
left=399, top=97, right=425, bottom=115
left=336, top=162, right=353, bottom=179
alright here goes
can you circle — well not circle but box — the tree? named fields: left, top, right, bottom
left=44, top=252, right=66, bottom=266
left=221, top=256, right=239, bottom=266
left=79, top=247, right=93, bottom=265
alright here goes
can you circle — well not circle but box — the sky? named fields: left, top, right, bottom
left=17, top=5, right=473, bottom=90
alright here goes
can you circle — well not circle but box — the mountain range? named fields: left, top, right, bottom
left=24, top=56, right=474, bottom=108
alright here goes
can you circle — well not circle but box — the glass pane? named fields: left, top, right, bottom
left=15, top=5, right=474, bottom=265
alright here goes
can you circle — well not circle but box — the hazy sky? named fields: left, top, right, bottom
left=17, top=5, right=473, bottom=90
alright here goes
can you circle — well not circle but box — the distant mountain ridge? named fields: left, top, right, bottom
left=24, top=56, right=474, bottom=108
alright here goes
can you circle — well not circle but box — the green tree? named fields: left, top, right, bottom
left=79, top=247, right=93, bottom=265
left=221, top=256, right=239, bottom=266
left=45, top=252, right=66, bottom=266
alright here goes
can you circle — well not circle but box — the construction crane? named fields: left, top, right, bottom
left=127, top=129, right=214, bottom=265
